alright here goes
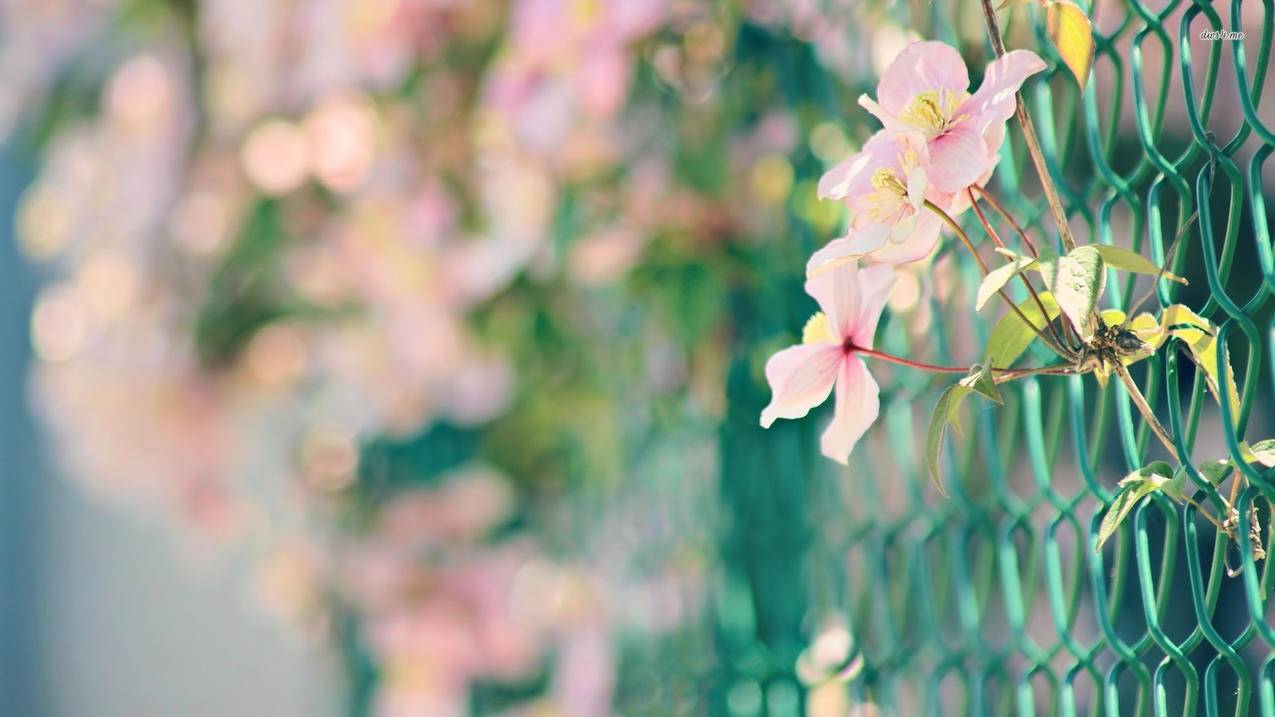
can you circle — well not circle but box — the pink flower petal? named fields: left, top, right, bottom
left=817, top=130, right=898, bottom=200
left=849, top=265, right=898, bottom=349
left=820, top=356, right=880, bottom=464
left=805, top=261, right=861, bottom=339
left=759, top=344, right=843, bottom=428
left=874, top=41, right=970, bottom=115
left=806, top=225, right=891, bottom=274
left=926, top=122, right=992, bottom=193
left=864, top=211, right=945, bottom=265
left=959, top=50, right=1047, bottom=128
left=964, top=120, right=1006, bottom=199
left=856, top=95, right=910, bottom=134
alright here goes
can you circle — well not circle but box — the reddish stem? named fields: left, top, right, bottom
left=851, top=345, right=1076, bottom=381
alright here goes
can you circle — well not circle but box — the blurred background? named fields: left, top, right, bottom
left=2, top=0, right=1273, bottom=716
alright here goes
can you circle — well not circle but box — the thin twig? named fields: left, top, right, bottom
left=925, top=200, right=1070, bottom=357
left=977, top=0, right=1077, bottom=253
left=971, top=186, right=1040, bottom=257
left=1114, top=363, right=1178, bottom=458
left=967, top=188, right=1064, bottom=348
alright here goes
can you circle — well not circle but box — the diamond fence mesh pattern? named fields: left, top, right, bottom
left=714, top=1, right=1275, bottom=715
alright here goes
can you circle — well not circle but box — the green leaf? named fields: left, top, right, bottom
left=1165, top=459, right=1232, bottom=500
left=1200, top=459, right=1234, bottom=484
left=1096, top=462, right=1172, bottom=552
left=959, top=363, right=1003, bottom=404
left=926, top=385, right=966, bottom=496
left=1046, top=0, right=1095, bottom=90
left=1089, top=244, right=1187, bottom=284
left=985, top=291, right=1061, bottom=369
left=1038, top=245, right=1105, bottom=339
left=975, top=252, right=1037, bottom=311
left=1242, top=439, right=1275, bottom=468
left=926, top=368, right=1006, bottom=495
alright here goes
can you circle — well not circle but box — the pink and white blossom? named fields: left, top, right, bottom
left=858, top=41, right=1046, bottom=193
left=811, top=41, right=1046, bottom=269
left=760, top=261, right=896, bottom=464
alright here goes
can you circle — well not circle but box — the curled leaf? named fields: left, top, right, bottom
left=1158, top=305, right=1241, bottom=424
left=1047, top=0, right=1095, bottom=90
left=1200, top=459, right=1235, bottom=484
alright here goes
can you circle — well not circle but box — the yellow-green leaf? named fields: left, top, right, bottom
left=1156, top=305, right=1241, bottom=424
left=976, top=252, right=1037, bottom=311
left=985, top=291, right=1061, bottom=369
left=1089, top=244, right=1187, bottom=284
left=1100, top=309, right=1126, bottom=327
left=1128, top=312, right=1164, bottom=349
left=1047, top=1, right=1095, bottom=90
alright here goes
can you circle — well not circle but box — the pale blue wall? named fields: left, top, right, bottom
left=0, top=152, right=336, bottom=717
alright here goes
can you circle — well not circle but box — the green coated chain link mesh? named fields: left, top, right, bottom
left=712, top=1, right=1275, bottom=715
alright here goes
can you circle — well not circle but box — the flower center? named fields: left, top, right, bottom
left=897, top=89, right=967, bottom=137
left=802, top=311, right=838, bottom=345
left=864, top=168, right=909, bottom=223
left=869, top=168, right=907, bottom=197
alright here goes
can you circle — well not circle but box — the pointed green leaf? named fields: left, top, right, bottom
left=985, top=291, right=1061, bottom=369
left=1096, top=462, right=1172, bottom=552
left=1089, top=244, right=1187, bottom=284
left=959, top=363, right=1003, bottom=404
left=976, top=252, right=1037, bottom=311
left=927, top=385, right=965, bottom=496
left=1165, top=460, right=1231, bottom=500
left=1096, top=485, right=1143, bottom=552
left=926, top=383, right=981, bottom=496
left=1200, top=459, right=1234, bottom=484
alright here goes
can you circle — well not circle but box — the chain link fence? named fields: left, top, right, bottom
left=715, top=1, right=1275, bottom=714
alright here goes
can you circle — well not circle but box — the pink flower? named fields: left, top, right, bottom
left=812, top=129, right=949, bottom=267
left=859, top=41, right=1046, bottom=194
left=760, top=261, right=896, bottom=464
left=809, top=42, right=1045, bottom=270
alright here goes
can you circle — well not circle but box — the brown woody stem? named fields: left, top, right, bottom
left=1114, top=363, right=1178, bottom=459
left=977, top=0, right=1077, bottom=253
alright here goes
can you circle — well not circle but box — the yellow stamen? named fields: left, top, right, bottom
left=897, top=89, right=968, bottom=137
left=802, top=312, right=838, bottom=345
left=869, top=168, right=907, bottom=197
